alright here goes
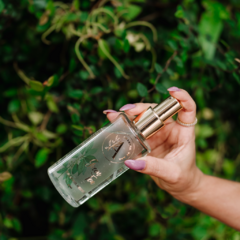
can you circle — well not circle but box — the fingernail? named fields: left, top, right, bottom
left=167, top=86, right=181, bottom=92
left=103, top=109, right=117, bottom=114
left=119, top=104, right=136, bottom=111
left=124, top=160, right=146, bottom=170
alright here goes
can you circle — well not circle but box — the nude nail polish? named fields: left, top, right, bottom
left=103, top=110, right=117, bottom=114
left=48, top=96, right=183, bottom=207
left=167, top=86, right=181, bottom=92
left=119, top=104, right=136, bottom=111
left=125, top=160, right=146, bottom=170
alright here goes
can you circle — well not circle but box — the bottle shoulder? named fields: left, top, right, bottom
left=115, top=112, right=151, bottom=153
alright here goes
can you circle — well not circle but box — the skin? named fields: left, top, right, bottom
left=105, top=89, right=240, bottom=231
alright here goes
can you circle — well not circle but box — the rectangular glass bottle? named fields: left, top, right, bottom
left=48, top=113, right=151, bottom=207
left=48, top=96, right=182, bottom=207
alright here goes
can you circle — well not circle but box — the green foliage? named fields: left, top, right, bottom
left=35, top=148, right=50, bottom=168
left=137, top=82, right=148, bottom=97
left=1, top=0, right=240, bottom=239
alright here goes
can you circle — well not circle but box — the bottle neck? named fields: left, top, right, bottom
left=133, top=96, right=183, bottom=139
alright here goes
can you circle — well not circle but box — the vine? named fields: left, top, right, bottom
left=41, top=2, right=158, bottom=80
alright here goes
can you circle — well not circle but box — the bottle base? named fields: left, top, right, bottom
left=48, top=165, right=129, bottom=207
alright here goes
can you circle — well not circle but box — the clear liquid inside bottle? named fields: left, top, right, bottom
left=48, top=113, right=151, bottom=207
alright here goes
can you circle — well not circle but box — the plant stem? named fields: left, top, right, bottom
left=75, top=35, right=95, bottom=79
left=125, top=21, right=158, bottom=42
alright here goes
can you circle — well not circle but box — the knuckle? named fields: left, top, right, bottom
left=168, top=168, right=181, bottom=184
left=145, top=157, right=160, bottom=175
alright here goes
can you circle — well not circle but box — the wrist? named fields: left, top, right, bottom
left=172, top=168, right=205, bottom=204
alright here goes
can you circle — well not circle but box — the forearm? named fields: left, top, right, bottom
left=178, top=174, right=240, bottom=230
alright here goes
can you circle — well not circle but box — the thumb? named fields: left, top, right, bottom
left=124, top=156, right=181, bottom=184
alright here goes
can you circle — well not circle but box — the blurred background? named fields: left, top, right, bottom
left=1, top=0, right=240, bottom=239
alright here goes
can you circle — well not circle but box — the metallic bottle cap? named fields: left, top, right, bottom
left=133, top=96, right=183, bottom=139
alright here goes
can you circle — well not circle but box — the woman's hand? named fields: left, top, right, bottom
left=104, top=87, right=240, bottom=230
left=104, top=87, right=203, bottom=203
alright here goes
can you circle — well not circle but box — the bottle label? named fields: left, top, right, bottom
left=85, top=168, right=102, bottom=185
left=102, top=133, right=135, bottom=164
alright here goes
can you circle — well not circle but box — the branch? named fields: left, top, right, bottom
left=39, top=111, right=52, bottom=131
left=140, top=50, right=178, bottom=103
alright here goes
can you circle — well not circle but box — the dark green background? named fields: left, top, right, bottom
left=1, top=0, right=240, bottom=239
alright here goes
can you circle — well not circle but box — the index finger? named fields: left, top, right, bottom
left=105, top=103, right=156, bottom=123
left=168, top=88, right=196, bottom=124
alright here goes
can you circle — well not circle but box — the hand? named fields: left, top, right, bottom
left=104, top=87, right=204, bottom=202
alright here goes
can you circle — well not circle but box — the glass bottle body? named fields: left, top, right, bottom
left=48, top=113, right=151, bottom=207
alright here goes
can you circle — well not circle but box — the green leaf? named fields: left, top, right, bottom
left=149, top=78, right=155, bottom=84
left=114, top=39, right=123, bottom=52
left=123, top=39, right=130, bottom=53
left=63, top=162, right=68, bottom=167
left=57, top=167, right=67, bottom=174
left=122, top=4, right=142, bottom=21
left=28, top=112, right=44, bottom=125
left=114, top=67, right=122, bottom=79
left=98, top=39, right=129, bottom=79
left=71, top=113, right=80, bottom=123
left=128, top=89, right=138, bottom=98
left=87, top=198, right=100, bottom=210
left=66, top=175, right=72, bottom=187
left=73, top=0, right=80, bottom=10
left=137, top=82, right=148, bottom=97
left=29, top=80, right=44, bottom=92
left=195, top=88, right=206, bottom=109
left=80, top=148, right=86, bottom=155
left=69, top=58, right=77, bottom=73
left=44, top=76, right=55, bottom=87
left=80, top=12, right=88, bottom=22
left=98, top=39, right=110, bottom=59
left=166, top=68, right=174, bottom=76
left=87, top=148, right=97, bottom=155
left=21, top=190, right=33, bottom=198
left=85, top=155, right=96, bottom=163
left=0, top=0, right=5, bottom=13
left=12, top=218, right=21, bottom=232
left=46, top=95, right=59, bottom=113
left=155, top=83, right=168, bottom=94
left=90, top=87, right=102, bottom=94
left=199, top=10, right=223, bottom=60
left=196, top=125, right=214, bottom=139
left=233, top=72, right=240, bottom=84
left=56, top=124, right=68, bottom=134
left=4, top=88, right=18, bottom=97
left=3, top=218, right=13, bottom=228
left=68, top=89, right=83, bottom=99
left=175, top=5, right=184, bottom=18
left=114, top=28, right=126, bottom=38
left=35, top=148, right=49, bottom=168
left=8, top=99, right=21, bottom=113
left=155, top=63, right=163, bottom=73
left=84, top=141, right=94, bottom=154
left=149, top=223, right=161, bottom=236
left=167, top=40, right=178, bottom=51
left=72, top=164, right=78, bottom=174
left=78, top=160, right=86, bottom=175
left=72, top=125, right=83, bottom=131
left=108, top=203, right=122, bottom=213
left=79, top=70, right=89, bottom=80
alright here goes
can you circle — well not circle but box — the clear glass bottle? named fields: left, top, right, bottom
left=48, top=96, right=182, bottom=207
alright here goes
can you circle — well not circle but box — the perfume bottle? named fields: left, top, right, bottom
left=48, top=96, right=182, bottom=207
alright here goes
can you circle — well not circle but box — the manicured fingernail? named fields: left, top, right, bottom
left=167, top=86, right=181, bottom=92
left=124, top=160, right=146, bottom=170
left=103, top=109, right=117, bottom=114
left=119, top=104, right=136, bottom=111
